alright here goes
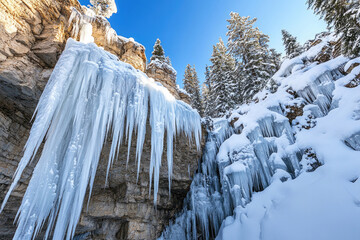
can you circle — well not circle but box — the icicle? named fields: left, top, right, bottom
left=79, top=22, right=94, bottom=43
left=68, top=7, right=121, bottom=45
left=0, top=39, right=201, bottom=240
left=160, top=106, right=302, bottom=240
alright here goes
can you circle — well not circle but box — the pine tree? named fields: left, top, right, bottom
left=307, top=0, right=360, bottom=56
left=183, top=65, right=203, bottom=115
left=207, top=38, right=237, bottom=117
left=150, top=39, right=166, bottom=62
left=203, top=66, right=212, bottom=116
left=268, top=48, right=282, bottom=73
left=342, top=2, right=360, bottom=56
left=281, top=30, right=304, bottom=58
left=201, top=83, right=210, bottom=115
left=227, top=13, right=273, bottom=104
left=204, top=66, right=211, bottom=91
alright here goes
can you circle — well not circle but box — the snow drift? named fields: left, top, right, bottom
left=0, top=38, right=201, bottom=240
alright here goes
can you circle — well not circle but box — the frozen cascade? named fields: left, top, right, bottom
left=160, top=109, right=302, bottom=240
left=160, top=35, right=350, bottom=240
left=0, top=39, right=201, bottom=240
left=69, top=7, right=119, bottom=44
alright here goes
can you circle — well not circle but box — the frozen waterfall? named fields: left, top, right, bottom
left=159, top=34, right=349, bottom=240
left=160, top=108, right=302, bottom=240
left=0, top=39, right=201, bottom=240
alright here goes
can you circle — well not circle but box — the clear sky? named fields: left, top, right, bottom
left=79, top=0, right=327, bottom=87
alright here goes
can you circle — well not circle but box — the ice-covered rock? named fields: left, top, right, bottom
left=161, top=33, right=360, bottom=240
left=345, top=132, right=360, bottom=151
left=0, top=39, right=201, bottom=240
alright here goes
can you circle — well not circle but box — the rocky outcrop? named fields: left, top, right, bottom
left=146, top=60, right=192, bottom=104
left=0, top=0, right=201, bottom=239
left=0, top=0, right=146, bottom=119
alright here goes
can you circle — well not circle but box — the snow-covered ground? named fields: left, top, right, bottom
left=161, top=34, right=360, bottom=240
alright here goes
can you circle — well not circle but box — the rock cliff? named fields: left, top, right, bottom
left=146, top=59, right=192, bottom=104
left=0, top=0, right=201, bottom=239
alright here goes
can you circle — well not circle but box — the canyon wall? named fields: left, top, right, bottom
left=0, top=0, right=201, bottom=239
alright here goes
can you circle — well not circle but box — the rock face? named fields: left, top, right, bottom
left=146, top=60, right=192, bottom=104
left=0, top=0, right=201, bottom=239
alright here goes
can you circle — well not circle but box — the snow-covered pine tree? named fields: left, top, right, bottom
left=148, top=38, right=176, bottom=76
left=201, top=83, right=209, bottom=115
left=183, top=64, right=192, bottom=92
left=307, top=0, right=360, bottom=56
left=207, top=38, right=237, bottom=117
left=264, top=49, right=281, bottom=94
left=227, top=13, right=273, bottom=104
left=342, top=1, right=360, bottom=56
left=190, top=67, right=203, bottom=115
left=90, top=0, right=117, bottom=18
left=203, top=65, right=212, bottom=116
left=281, top=30, right=304, bottom=58
left=150, top=39, right=166, bottom=62
left=204, top=65, right=211, bottom=92
left=268, top=48, right=282, bottom=73
left=183, top=65, right=203, bottom=115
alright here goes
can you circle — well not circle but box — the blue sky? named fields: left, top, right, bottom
left=79, top=0, right=327, bottom=87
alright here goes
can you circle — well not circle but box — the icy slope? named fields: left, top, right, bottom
left=0, top=39, right=201, bottom=240
left=217, top=60, right=360, bottom=240
left=161, top=34, right=360, bottom=240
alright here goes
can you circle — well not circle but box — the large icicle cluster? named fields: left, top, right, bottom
left=160, top=120, right=234, bottom=240
left=0, top=39, right=201, bottom=240
left=68, top=7, right=135, bottom=45
left=160, top=33, right=359, bottom=240
left=160, top=102, right=302, bottom=240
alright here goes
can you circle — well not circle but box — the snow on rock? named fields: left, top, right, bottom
left=69, top=7, right=141, bottom=47
left=161, top=34, right=360, bottom=240
left=148, top=58, right=177, bottom=76
left=215, top=42, right=360, bottom=240
left=177, top=84, right=190, bottom=97
left=0, top=39, right=201, bottom=240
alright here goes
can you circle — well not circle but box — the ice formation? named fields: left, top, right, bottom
left=160, top=103, right=301, bottom=240
left=161, top=34, right=360, bottom=240
left=69, top=7, right=131, bottom=45
left=0, top=38, right=201, bottom=240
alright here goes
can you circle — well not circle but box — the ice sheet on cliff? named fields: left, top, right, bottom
left=160, top=34, right=360, bottom=240
left=0, top=38, right=201, bottom=240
